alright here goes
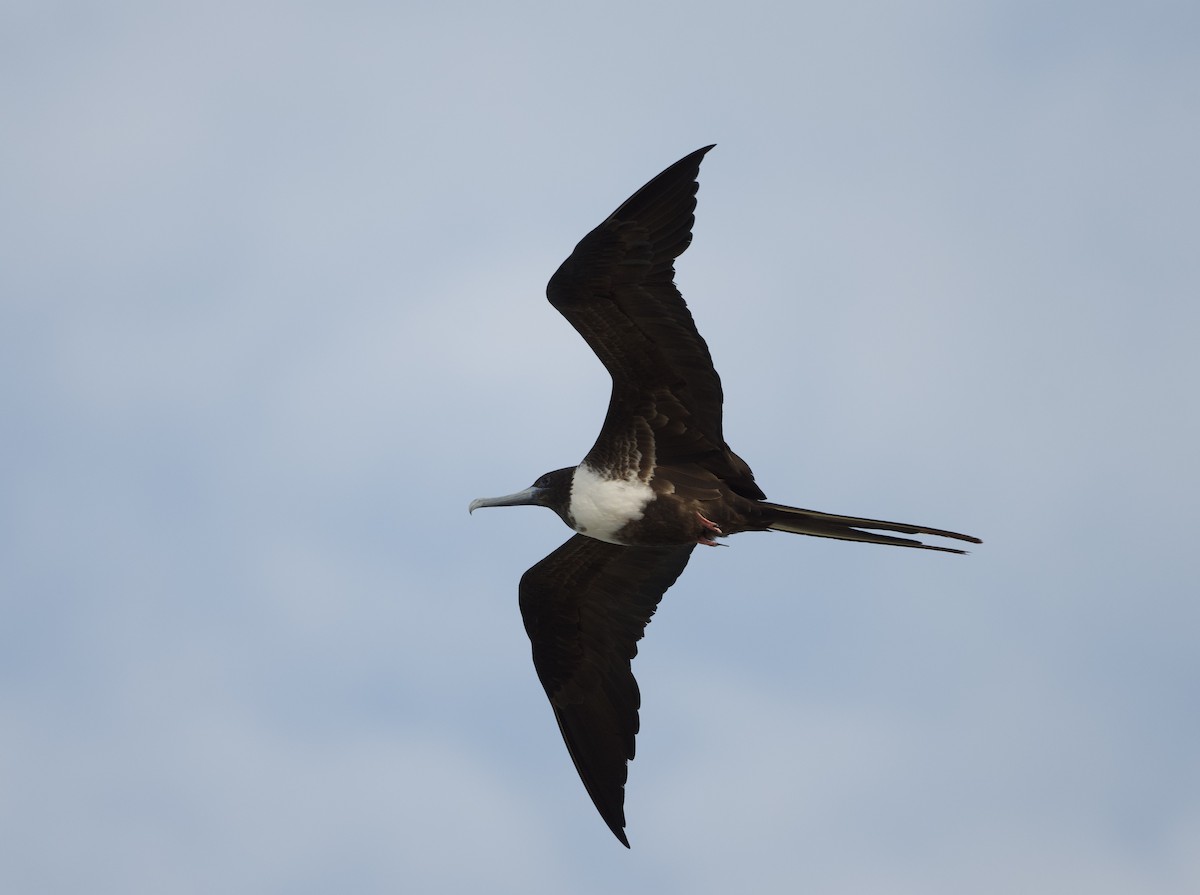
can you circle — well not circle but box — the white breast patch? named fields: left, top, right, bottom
left=569, top=463, right=655, bottom=545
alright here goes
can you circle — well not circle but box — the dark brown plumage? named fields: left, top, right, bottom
left=547, top=145, right=762, bottom=499
left=519, top=536, right=694, bottom=847
left=469, top=146, right=980, bottom=846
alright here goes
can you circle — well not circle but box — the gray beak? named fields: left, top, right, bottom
left=468, top=486, right=544, bottom=514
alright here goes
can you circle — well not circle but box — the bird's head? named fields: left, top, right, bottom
left=469, top=467, right=575, bottom=522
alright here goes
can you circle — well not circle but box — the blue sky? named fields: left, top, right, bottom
left=3, top=1, right=1199, bottom=892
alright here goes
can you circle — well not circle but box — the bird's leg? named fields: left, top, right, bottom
left=696, top=511, right=724, bottom=547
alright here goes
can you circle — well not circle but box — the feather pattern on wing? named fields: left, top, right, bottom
left=546, top=145, right=764, bottom=499
left=519, top=535, right=696, bottom=847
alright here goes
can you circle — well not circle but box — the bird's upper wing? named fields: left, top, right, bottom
left=518, top=534, right=696, bottom=847
left=545, top=146, right=762, bottom=497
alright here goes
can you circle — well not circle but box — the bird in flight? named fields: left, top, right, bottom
left=469, top=145, right=980, bottom=847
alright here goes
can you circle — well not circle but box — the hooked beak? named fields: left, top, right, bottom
left=468, top=486, right=544, bottom=514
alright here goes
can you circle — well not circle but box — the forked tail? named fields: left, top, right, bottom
left=759, top=502, right=981, bottom=554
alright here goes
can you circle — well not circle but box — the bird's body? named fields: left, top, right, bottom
left=469, top=146, right=980, bottom=847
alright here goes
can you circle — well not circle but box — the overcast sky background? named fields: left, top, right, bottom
left=3, top=1, right=1199, bottom=892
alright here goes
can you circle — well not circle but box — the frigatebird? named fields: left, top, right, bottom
left=469, top=145, right=980, bottom=847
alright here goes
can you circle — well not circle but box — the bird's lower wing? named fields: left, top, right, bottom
left=518, top=535, right=696, bottom=847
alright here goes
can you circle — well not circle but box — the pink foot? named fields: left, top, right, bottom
left=696, top=512, right=724, bottom=547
